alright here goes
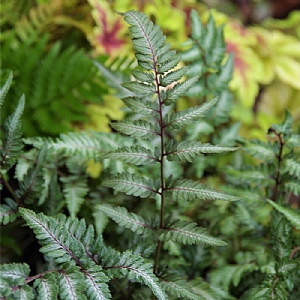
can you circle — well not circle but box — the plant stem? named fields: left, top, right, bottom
left=0, top=173, right=23, bottom=207
left=153, top=58, right=165, bottom=275
left=271, top=131, right=284, bottom=203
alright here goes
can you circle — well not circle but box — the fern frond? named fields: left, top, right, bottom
left=159, top=219, right=227, bottom=246
left=286, top=134, right=300, bottom=148
left=16, top=145, right=47, bottom=203
left=84, top=265, right=111, bottom=300
left=276, top=258, right=299, bottom=276
left=111, top=120, right=159, bottom=140
left=160, top=275, right=221, bottom=300
left=163, top=76, right=199, bottom=106
left=244, top=141, right=276, bottom=162
left=33, top=273, right=58, bottom=300
left=122, top=96, right=159, bottom=116
left=60, top=176, right=88, bottom=219
left=210, top=264, right=259, bottom=292
left=98, top=204, right=154, bottom=235
left=122, top=81, right=156, bottom=95
left=14, top=1, right=62, bottom=42
left=166, top=141, right=237, bottom=163
left=0, top=71, right=12, bottom=108
left=0, top=198, right=18, bottom=225
left=24, top=131, right=119, bottom=160
left=159, top=67, right=188, bottom=87
left=284, top=180, right=300, bottom=196
left=164, top=98, right=218, bottom=129
left=103, top=146, right=158, bottom=165
left=0, top=263, right=30, bottom=286
left=165, top=179, right=239, bottom=202
left=102, top=174, right=156, bottom=198
left=282, top=158, right=300, bottom=178
left=19, top=208, right=84, bottom=264
left=267, top=199, right=300, bottom=230
left=0, top=95, right=24, bottom=172
left=104, top=250, right=167, bottom=300
left=57, top=265, right=86, bottom=300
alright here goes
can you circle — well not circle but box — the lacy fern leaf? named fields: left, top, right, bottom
left=103, top=146, right=158, bottom=165
left=0, top=95, right=24, bottom=172
left=111, top=120, right=159, bottom=140
left=33, top=273, right=58, bottom=300
left=104, top=250, right=167, bottom=300
left=267, top=200, right=300, bottom=230
left=164, top=98, right=218, bottom=129
left=0, top=71, right=12, bottom=108
left=166, top=179, right=239, bottom=202
left=102, top=174, right=156, bottom=198
left=160, top=219, right=227, bottom=246
left=98, top=204, right=153, bottom=235
left=166, top=141, right=238, bottom=163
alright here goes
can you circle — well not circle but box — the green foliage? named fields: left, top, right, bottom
left=1, top=35, right=105, bottom=136
left=1, top=7, right=299, bottom=300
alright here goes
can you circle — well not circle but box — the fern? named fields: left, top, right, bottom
left=97, top=11, right=238, bottom=285
left=0, top=85, right=25, bottom=171
left=267, top=199, right=300, bottom=230
left=1, top=35, right=106, bottom=136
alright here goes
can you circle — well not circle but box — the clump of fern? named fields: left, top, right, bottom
left=208, top=112, right=300, bottom=299
left=0, top=10, right=241, bottom=299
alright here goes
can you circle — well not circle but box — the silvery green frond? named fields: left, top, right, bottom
left=166, top=140, right=237, bottom=163
left=102, top=173, right=156, bottom=198
left=164, top=98, right=218, bottom=129
left=111, top=120, right=159, bottom=140
left=159, top=219, right=227, bottom=246
left=165, top=179, right=239, bottom=202
left=98, top=204, right=154, bottom=235
left=103, top=146, right=158, bottom=166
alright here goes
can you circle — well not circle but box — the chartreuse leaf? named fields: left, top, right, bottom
left=0, top=71, right=13, bottom=108
left=111, top=120, right=159, bottom=140
left=165, top=98, right=218, bottom=129
left=98, top=204, right=153, bottom=235
left=159, top=219, right=226, bottom=246
left=166, top=179, right=239, bottom=202
left=166, top=141, right=238, bottom=163
left=267, top=199, right=300, bottom=229
left=0, top=95, right=24, bottom=172
left=103, top=146, right=157, bottom=165
left=102, top=174, right=156, bottom=198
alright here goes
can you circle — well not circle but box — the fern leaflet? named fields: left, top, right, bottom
left=165, top=179, right=239, bottom=202
left=160, top=219, right=227, bottom=246
left=98, top=204, right=154, bottom=235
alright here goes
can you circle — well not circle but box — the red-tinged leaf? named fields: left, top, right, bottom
left=93, top=3, right=126, bottom=55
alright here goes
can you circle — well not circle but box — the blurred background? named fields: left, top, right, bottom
left=1, top=0, right=300, bottom=141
